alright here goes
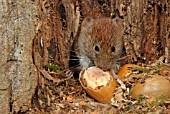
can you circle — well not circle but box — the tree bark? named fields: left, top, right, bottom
left=121, top=0, right=170, bottom=63
left=0, top=0, right=38, bottom=113
left=33, top=0, right=80, bottom=69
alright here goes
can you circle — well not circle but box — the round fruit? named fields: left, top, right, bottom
left=131, top=75, right=170, bottom=99
left=79, top=66, right=118, bottom=103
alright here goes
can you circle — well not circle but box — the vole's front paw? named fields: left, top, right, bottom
left=66, top=69, right=74, bottom=77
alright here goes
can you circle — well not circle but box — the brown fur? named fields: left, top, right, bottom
left=76, top=17, right=124, bottom=71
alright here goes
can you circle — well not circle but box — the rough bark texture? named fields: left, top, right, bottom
left=119, top=0, right=170, bottom=63
left=0, top=0, right=38, bottom=113
left=33, top=0, right=80, bottom=69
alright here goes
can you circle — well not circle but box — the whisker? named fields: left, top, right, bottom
left=68, top=49, right=76, bottom=51
left=70, top=55, right=80, bottom=58
left=69, top=64, right=82, bottom=71
left=69, top=64, right=80, bottom=68
left=68, top=50, right=77, bottom=53
left=117, top=55, right=129, bottom=61
left=69, top=59, right=79, bottom=61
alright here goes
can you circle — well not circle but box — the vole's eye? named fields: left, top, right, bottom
left=94, top=45, right=100, bottom=54
left=111, top=46, right=115, bottom=52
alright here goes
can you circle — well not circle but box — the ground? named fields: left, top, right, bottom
left=27, top=63, right=170, bottom=114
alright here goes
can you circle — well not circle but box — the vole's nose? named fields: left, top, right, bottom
left=95, top=60, right=111, bottom=71
left=97, top=65, right=110, bottom=71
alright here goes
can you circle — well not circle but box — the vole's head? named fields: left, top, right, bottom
left=80, top=17, right=124, bottom=71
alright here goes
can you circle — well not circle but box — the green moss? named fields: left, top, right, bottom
left=156, top=64, right=162, bottom=69
left=137, top=95, right=169, bottom=108
left=44, top=64, right=64, bottom=72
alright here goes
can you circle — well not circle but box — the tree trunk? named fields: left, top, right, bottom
left=120, top=0, right=170, bottom=63
left=0, top=0, right=38, bottom=113
left=33, top=0, right=79, bottom=69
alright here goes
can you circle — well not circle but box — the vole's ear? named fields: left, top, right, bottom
left=81, top=17, right=94, bottom=33
left=112, top=17, right=124, bottom=35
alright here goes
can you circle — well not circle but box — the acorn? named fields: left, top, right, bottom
left=131, top=75, right=170, bottom=99
left=117, top=64, right=137, bottom=79
left=79, top=66, right=118, bottom=103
